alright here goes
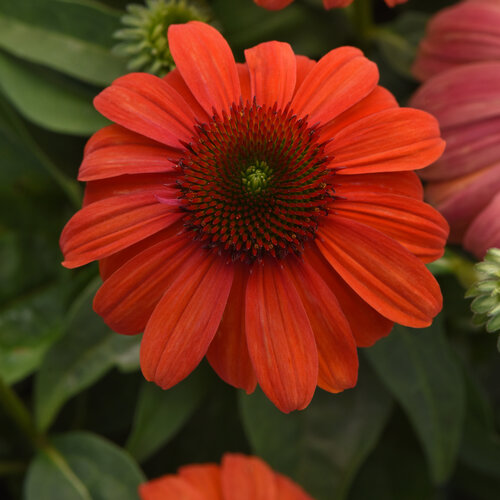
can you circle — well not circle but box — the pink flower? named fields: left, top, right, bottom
left=413, top=0, right=500, bottom=81
left=410, top=62, right=500, bottom=258
left=411, top=0, right=500, bottom=258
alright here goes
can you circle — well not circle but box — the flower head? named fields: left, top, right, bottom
left=60, top=22, right=447, bottom=413
left=254, top=0, right=406, bottom=10
left=139, top=453, right=313, bottom=499
left=413, top=0, right=500, bottom=81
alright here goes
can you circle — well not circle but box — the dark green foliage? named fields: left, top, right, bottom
left=366, top=321, right=466, bottom=483
left=240, top=361, right=393, bottom=500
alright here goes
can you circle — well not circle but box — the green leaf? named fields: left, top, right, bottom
left=0, top=187, right=71, bottom=303
left=451, top=367, right=500, bottom=500
left=112, top=337, right=141, bottom=373
left=0, top=123, right=47, bottom=189
left=366, top=320, right=466, bottom=483
left=0, top=51, right=108, bottom=135
left=459, top=368, right=500, bottom=480
left=24, top=431, right=144, bottom=500
left=239, top=361, right=392, bottom=500
left=375, top=11, right=430, bottom=79
left=34, top=279, right=141, bottom=431
left=349, top=412, right=434, bottom=500
left=0, top=284, right=65, bottom=385
left=126, top=367, right=207, bottom=463
left=0, top=0, right=127, bottom=86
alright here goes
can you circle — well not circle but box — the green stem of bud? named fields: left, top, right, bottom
left=347, top=0, right=375, bottom=47
left=427, top=248, right=477, bottom=289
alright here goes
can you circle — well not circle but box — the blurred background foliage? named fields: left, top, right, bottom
left=0, top=0, right=499, bottom=499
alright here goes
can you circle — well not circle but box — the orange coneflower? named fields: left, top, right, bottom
left=60, top=21, right=447, bottom=413
left=254, top=0, right=406, bottom=11
left=139, top=453, right=313, bottom=499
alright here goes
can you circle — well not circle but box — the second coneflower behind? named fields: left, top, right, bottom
left=411, top=0, right=500, bottom=259
left=412, top=0, right=500, bottom=81
left=410, top=62, right=500, bottom=259
left=60, top=22, right=447, bottom=413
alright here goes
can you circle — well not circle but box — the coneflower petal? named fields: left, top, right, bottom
left=163, top=69, right=210, bottom=123
left=253, top=0, right=294, bottom=10
left=328, top=108, right=445, bottom=174
left=139, top=476, right=203, bottom=500
left=318, top=85, right=397, bottom=141
left=222, top=454, right=277, bottom=500
left=305, top=244, right=394, bottom=347
left=98, top=226, right=181, bottom=280
left=294, top=55, right=315, bottom=93
left=83, top=173, right=177, bottom=206
left=292, top=46, right=378, bottom=125
left=179, top=465, right=222, bottom=499
left=333, top=193, right=449, bottom=262
left=94, top=234, right=195, bottom=335
left=207, top=264, right=257, bottom=394
left=60, top=189, right=183, bottom=268
left=426, top=163, right=500, bottom=242
left=316, top=216, right=442, bottom=327
left=333, top=171, right=424, bottom=200
left=245, top=260, right=318, bottom=413
left=79, top=125, right=179, bottom=181
left=94, top=73, right=197, bottom=148
left=141, top=249, right=233, bottom=390
left=464, top=192, right=500, bottom=258
left=245, top=41, right=296, bottom=108
left=284, top=257, right=358, bottom=393
left=168, top=21, right=241, bottom=115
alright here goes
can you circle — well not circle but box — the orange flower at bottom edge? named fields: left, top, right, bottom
left=139, top=454, right=313, bottom=500
left=60, top=21, right=448, bottom=414
left=254, top=0, right=406, bottom=11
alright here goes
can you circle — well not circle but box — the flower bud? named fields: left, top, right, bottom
left=466, top=248, right=500, bottom=333
left=114, top=0, right=209, bottom=76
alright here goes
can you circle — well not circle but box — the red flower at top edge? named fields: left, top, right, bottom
left=60, top=21, right=447, bottom=413
left=139, top=454, right=313, bottom=500
left=254, top=0, right=407, bottom=11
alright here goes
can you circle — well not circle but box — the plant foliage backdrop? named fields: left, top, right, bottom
left=0, top=0, right=499, bottom=499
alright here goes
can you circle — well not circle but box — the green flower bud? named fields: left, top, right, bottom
left=114, top=0, right=210, bottom=76
left=466, top=248, right=500, bottom=334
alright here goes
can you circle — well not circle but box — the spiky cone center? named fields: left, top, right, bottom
left=178, top=100, right=332, bottom=262
left=467, top=248, right=500, bottom=333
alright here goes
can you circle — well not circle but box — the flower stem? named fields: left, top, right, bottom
left=349, top=0, right=375, bottom=45
left=0, top=378, right=91, bottom=497
left=427, top=248, right=478, bottom=289
left=0, top=460, right=27, bottom=476
left=0, top=377, right=47, bottom=451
